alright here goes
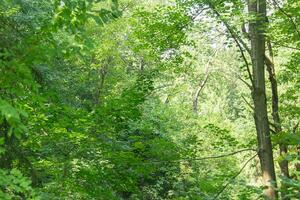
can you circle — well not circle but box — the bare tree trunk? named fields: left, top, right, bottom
left=248, top=0, right=278, bottom=199
left=266, top=42, right=290, bottom=199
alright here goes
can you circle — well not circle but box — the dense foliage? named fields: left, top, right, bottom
left=0, top=0, right=299, bottom=199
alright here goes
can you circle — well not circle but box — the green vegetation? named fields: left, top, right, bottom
left=0, top=0, right=299, bottom=199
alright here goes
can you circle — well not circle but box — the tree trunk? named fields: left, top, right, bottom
left=94, top=57, right=111, bottom=105
left=0, top=120, right=13, bottom=169
left=248, top=0, right=278, bottom=199
left=266, top=42, right=290, bottom=199
left=293, top=123, right=300, bottom=175
left=193, top=50, right=217, bottom=114
left=193, top=64, right=209, bottom=114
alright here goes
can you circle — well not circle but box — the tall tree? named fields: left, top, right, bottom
left=248, top=0, right=277, bottom=198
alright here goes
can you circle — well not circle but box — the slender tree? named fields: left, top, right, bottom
left=266, top=42, right=290, bottom=199
left=248, top=0, right=277, bottom=198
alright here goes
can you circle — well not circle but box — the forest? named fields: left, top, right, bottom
left=0, top=0, right=299, bottom=199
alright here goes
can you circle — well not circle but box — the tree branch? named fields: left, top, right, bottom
left=193, top=50, right=218, bottom=113
left=213, top=153, right=258, bottom=200
left=241, top=95, right=254, bottom=110
left=270, top=0, right=300, bottom=38
left=111, top=148, right=258, bottom=165
left=208, top=3, right=253, bottom=85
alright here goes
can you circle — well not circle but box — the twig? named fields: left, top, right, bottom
left=241, top=95, right=254, bottom=110
left=271, top=41, right=300, bottom=51
left=107, top=148, right=257, bottom=165
left=213, top=153, right=258, bottom=200
left=238, top=76, right=252, bottom=90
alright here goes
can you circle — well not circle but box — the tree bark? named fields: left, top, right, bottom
left=248, top=0, right=278, bottom=199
